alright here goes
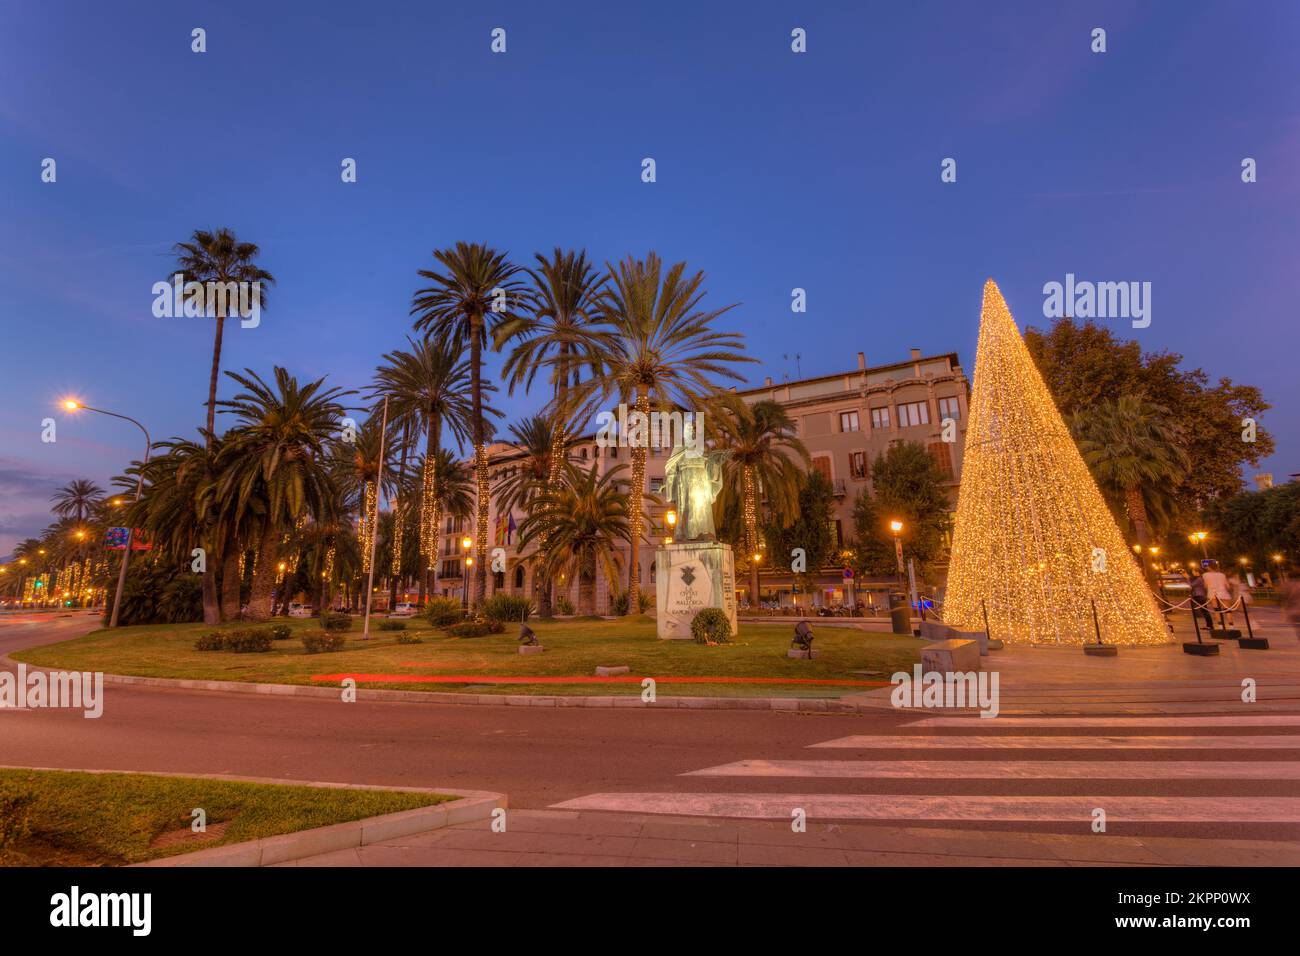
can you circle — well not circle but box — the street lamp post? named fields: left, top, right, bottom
left=1191, top=530, right=1208, bottom=561
left=889, top=519, right=905, bottom=593
left=63, top=400, right=151, bottom=629
left=460, top=535, right=473, bottom=611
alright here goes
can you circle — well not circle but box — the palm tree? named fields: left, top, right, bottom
left=1070, top=394, right=1190, bottom=549
left=411, top=242, right=527, bottom=606
left=571, top=252, right=753, bottom=612
left=370, top=336, right=481, bottom=603
left=170, top=228, right=276, bottom=439
left=708, top=393, right=809, bottom=604
left=496, top=248, right=611, bottom=615
left=493, top=415, right=562, bottom=518
left=422, top=448, right=475, bottom=596
left=216, top=367, right=351, bottom=621
left=50, top=479, right=105, bottom=523
left=327, top=414, right=399, bottom=605
left=516, top=462, right=631, bottom=615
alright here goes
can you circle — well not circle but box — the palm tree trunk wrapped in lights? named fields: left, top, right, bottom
left=358, top=480, right=376, bottom=575
left=943, top=280, right=1167, bottom=646
left=626, top=390, right=652, bottom=611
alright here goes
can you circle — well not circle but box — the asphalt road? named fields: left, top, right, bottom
left=2, top=610, right=1299, bottom=843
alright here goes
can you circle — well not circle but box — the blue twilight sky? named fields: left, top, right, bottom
left=1, top=0, right=1297, bottom=557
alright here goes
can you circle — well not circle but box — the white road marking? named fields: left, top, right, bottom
left=684, top=758, right=1300, bottom=780
left=551, top=792, right=1300, bottom=824
left=904, top=715, right=1300, bottom=728
left=812, top=735, right=1300, bottom=750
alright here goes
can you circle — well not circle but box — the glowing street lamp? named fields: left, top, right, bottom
left=62, top=398, right=150, bottom=627
left=889, top=519, right=905, bottom=590
left=1190, top=530, right=1208, bottom=560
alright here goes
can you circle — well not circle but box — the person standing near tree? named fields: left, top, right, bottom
left=1203, top=560, right=1234, bottom=627
left=1188, top=569, right=1215, bottom=631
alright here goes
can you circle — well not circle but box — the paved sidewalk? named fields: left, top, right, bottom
left=275, top=808, right=1300, bottom=867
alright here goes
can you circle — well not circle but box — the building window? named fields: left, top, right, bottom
left=897, top=401, right=930, bottom=427
left=811, top=456, right=833, bottom=483
left=514, top=566, right=525, bottom=589
left=580, top=447, right=588, bottom=461
left=494, top=570, right=505, bottom=589
left=870, top=406, right=890, bottom=429
left=610, top=445, right=618, bottom=458
left=928, top=441, right=954, bottom=478
left=849, top=451, right=869, bottom=479
left=838, top=410, right=860, bottom=433
left=938, top=396, right=961, bottom=422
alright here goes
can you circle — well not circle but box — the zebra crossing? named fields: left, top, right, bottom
left=551, top=712, right=1300, bottom=829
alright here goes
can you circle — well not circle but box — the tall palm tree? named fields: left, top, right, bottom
left=411, top=243, right=526, bottom=605
left=493, top=415, right=562, bottom=518
left=370, top=336, right=481, bottom=603
left=708, top=393, right=809, bottom=604
left=170, top=228, right=276, bottom=439
left=1070, top=394, right=1190, bottom=549
left=327, top=414, right=399, bottom=601
left=571, top=252, right=753, bottom=612
left=217, top=367, right=351, bottom=621
left=496, top=248, right=611, bottom=615
left=50, top=479, right=105, bottom=523
left=515, top=462, right=631, bottom=615
left=422, top=448, right=476, bottom=595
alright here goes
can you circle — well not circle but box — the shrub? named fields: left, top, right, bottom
left=321, top=612, right=353, bottom=632
left=377, top=619, right=407, bottom=631
left=638, top=592, right=654, bottom=613
left=224, top=628, right=273, bottom=653
left=691, top=607, right=733, bottom=645
left=424, top=596, right=463, bottom=627
left=555, top=596, right=575, bottom=616
left=480, top=594, right=534, bottom=624
left=194, top=631, right=225, bottom=652
left=301, top=630, right=347, bottom=654
left=447, top=619, right=505, bottom=638
left=0, top=787, right=34, bottom=858
left=395, top=632, right=424, bottom=644
left=268, top=623, right=291, bottom=640
left=611, top=591, right=629, bottom=616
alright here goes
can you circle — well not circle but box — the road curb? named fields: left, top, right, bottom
left=0, top=652, right=881, bottom=712
left=0, top=764, right=504, bottom=868
left=136, top=789, right=504, bottom=868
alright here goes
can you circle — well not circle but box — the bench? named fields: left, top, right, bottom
left=920, top=638, right=981, bottom=675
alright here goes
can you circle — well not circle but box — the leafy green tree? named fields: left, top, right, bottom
left=1206, top=481, right=1300, bottom=571
left=1025, top=318, right=1273, bottom=512
left=853, top=441, right=952, bottom=578
left=1069, top=395, right=1190, bottom=547
left=764, top=470, right=835, bottom=591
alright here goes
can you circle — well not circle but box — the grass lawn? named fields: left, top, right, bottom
left=13, top=615, right=922, bottom=698
left=0, top=768, right=451, bottom=866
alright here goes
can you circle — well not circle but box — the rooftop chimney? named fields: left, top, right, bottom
left=764, top=376, right=772, bottom=387
left=856, top=352, right=865, bottom=370
left=910, top=348, right=921, bottom=360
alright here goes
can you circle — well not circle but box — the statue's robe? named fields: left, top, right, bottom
left=663, top=447, right=724, bottom=541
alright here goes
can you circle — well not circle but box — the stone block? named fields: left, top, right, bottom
left=786, top=648, right=820, bottom=659
left=919, top=638, right=980, bottom=675
left=518, top=645, right=545, bottom=655
left=595, top=665, right=630, bottom=676
left=1183, top=641, right=1220, bottom=656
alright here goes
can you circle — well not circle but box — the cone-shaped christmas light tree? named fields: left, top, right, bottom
left=944, top=280, right=1167, bottom=645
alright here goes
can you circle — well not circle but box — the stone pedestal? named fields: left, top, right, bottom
left=655, top=541, right=737, bottom=640
left=518, top=645, right=545, bottom=655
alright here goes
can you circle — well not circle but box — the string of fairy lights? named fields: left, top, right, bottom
left=943, top=280, right=1168, bottom=646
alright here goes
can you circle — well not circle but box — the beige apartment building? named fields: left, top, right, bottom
left=431, top=348, right=970, bottom=612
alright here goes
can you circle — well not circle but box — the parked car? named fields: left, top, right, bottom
left=287, top=602, right=313, bottom=618
left=388, top=602, right=417, bottom=618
